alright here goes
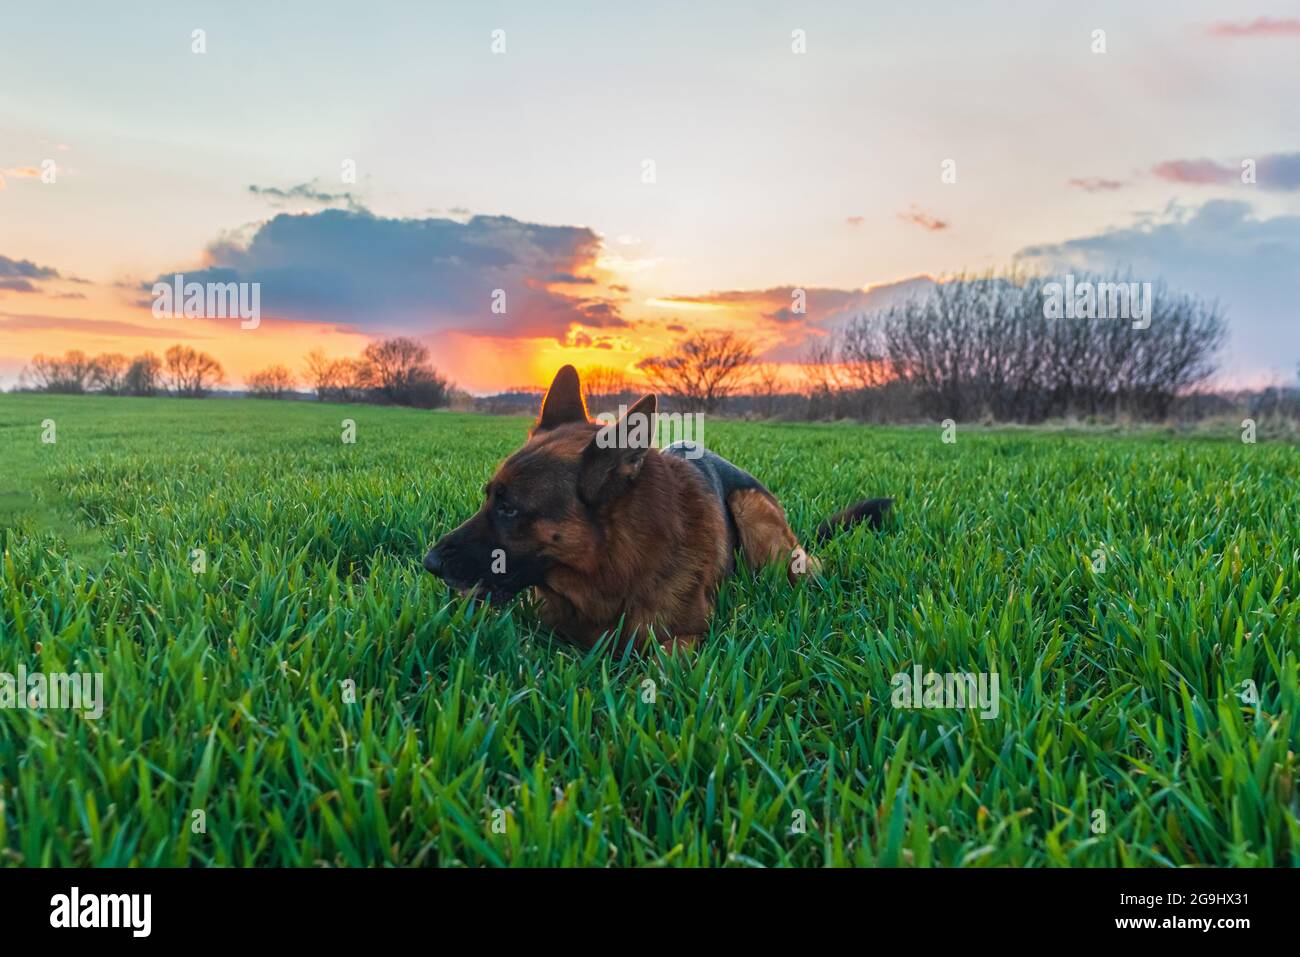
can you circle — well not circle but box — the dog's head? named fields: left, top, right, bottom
left=423, top=365, right=656, bottom=602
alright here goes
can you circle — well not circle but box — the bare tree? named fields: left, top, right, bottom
left=90, top=353, right=129, bottom=394
left=357, top=337, right=451, bottom=407
left=751, top=362, right=784, bottom=418
left=358, top=337, right=424, bottom=393
left=580, top=365, right=631, bottom=400
left=331, top=358, right=369, bottom=402
left=579, top=365, right=633, bottom=417
left=800, top=338, right=845, bottom=418
left=163, top=345, right=225, bottom=398
left=319, top=357, right=367, bottom=402
left=246, top=364, right=296, bottom=399
left=815, top=270, right=1227, bottom=422
left=302, top=350, right=367, bottom=402
left=26, top=350, right=96, bottom=393
left=123, top=353, right=163, bottom=396
left=302, top=350, right=335, bottom=401
left=636, top=331, right=756, bottom=412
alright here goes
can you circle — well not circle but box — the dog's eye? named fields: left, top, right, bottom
left=496, top=503, right=518, bottom=519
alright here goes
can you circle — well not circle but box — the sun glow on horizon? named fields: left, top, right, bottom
left=643, top=297, right=729, bottom=312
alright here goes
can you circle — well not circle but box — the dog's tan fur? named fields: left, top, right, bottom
left=425, top=366, right=884, bottom=653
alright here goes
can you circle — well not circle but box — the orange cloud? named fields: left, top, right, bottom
left=0, top=313, right=205, bottom=338
left=0, top=166, right=42, bottom=189
left=898, top=206, right=949, bottom=231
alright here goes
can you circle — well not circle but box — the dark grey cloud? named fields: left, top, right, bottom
left=0, top=255, right=60, bottom=279
left=145, top=209, right=625, bottom=341
left=1018, top=199, right=1300, bottom=382
left=248, top=181, right=368, bottom=212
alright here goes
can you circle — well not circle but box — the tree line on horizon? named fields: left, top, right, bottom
left=800, top=271, right=1233, bottom=422
left=21, top=345, right=225, bottom=398
left=589, top=271, right=1246, bottom=424
left=564, top=271, right=1294, bottom=425
left=18, top=337, right=454, bottom=408
left=14, top=271, right=1295, bottom=423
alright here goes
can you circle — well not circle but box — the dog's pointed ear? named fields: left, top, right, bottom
left=534, top=365, right=588, bottom=434
left=578, top=393, right=657, bottom=504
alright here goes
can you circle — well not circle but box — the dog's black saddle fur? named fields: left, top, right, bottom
left=661, top=441, right=771, bottom=558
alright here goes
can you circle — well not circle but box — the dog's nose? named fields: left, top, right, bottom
left=423, top=547, right=444, bottom=576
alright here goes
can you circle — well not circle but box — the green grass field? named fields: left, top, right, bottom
left=0, top=394, right=1296, bottom=866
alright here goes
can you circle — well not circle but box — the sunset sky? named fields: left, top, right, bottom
left=3, top=1, right=1298, bottom=392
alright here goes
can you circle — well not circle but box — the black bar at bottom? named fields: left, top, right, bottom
left=0, top=866, right=1289, bottom=943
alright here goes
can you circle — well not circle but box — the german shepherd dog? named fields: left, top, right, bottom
left=424, top=366, right=891, bottom=652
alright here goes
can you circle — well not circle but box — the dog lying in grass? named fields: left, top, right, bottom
left=424, top=366, right=891, bottom=651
